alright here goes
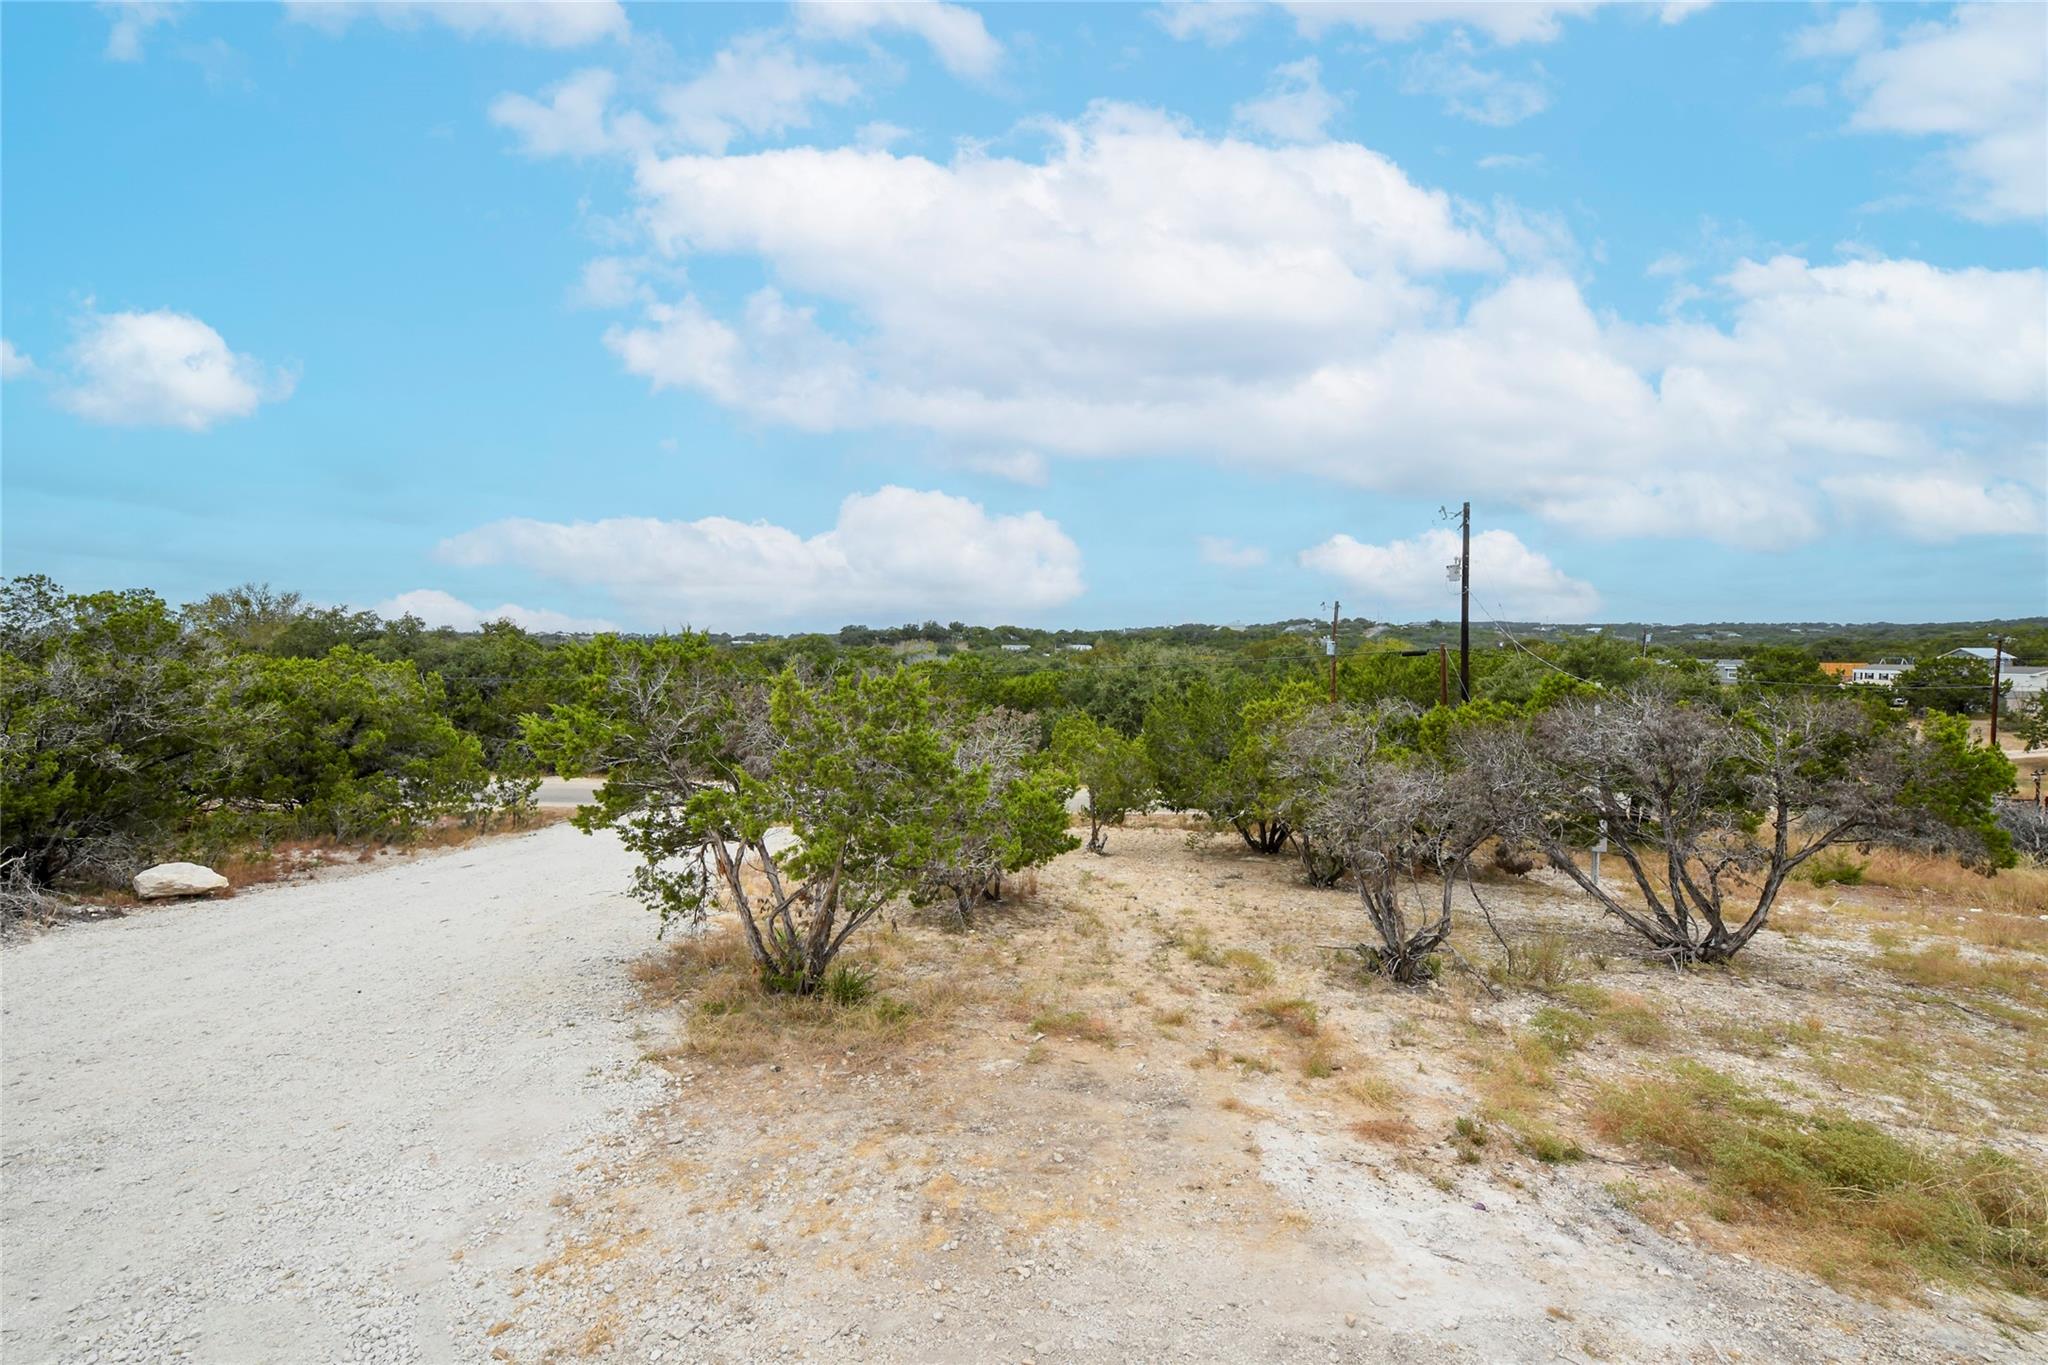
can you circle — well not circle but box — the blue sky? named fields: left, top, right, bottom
left=3, top=1, right=2044, bottom=633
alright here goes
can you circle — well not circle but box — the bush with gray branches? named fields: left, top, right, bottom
left=1476, top=689, right=2015, bottom=965
left=1282, top=704, right=1494, bottom=983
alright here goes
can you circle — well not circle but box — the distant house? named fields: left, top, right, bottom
left=1711, top=659, right=1743, bottom=685
left=1946, top=647, right=2020, bottom=666
left=1818, top=661, right=1863, bottom=680
left=1064, top=642, right=1093, bottom=652
left=1850, top=659, right=1912, bottom=687
left=999, top=643, right=1030, bottom=653
left=2003, top=666, right=2048, bottom=699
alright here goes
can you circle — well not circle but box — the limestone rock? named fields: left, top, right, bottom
left=132, top=862, right=229, bottom=900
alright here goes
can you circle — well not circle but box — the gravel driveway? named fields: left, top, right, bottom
left=1, top=824, right=662, bottom=1364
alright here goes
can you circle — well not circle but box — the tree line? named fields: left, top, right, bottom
left=4, top=577, right=2027, bottom=982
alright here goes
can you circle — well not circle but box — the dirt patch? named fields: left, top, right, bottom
left=492, top=825, right=2045, bottom=1362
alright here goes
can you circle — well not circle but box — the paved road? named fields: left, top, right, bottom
left=0, top=824, right=663, bottom=1364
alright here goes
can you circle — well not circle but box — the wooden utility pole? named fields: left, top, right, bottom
left=1458, top=501, right=1472, bottom=703
left=1990, top=634, right=2007, bottom=747
left=1438, top=644, right=1449, bottom=707
left=1328, top=600, right=1340, bottom=702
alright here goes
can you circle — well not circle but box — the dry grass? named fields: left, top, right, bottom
left=629, top=924, right=966, bottom=1068
left=1028, top=1008, right=1117, bottom=1045
left=1855, top=847, right=2048, bottom=919
left=1245, top=996, right=1321, bottom=1038
left=215, top=809, right=570, bottom=891
left=1591, top=1063, right=2047, bottom=1299
left=612, top=822, right=2048, bottom=1319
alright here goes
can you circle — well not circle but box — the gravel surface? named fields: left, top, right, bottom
left=1, top=824, right=664, bottom=1365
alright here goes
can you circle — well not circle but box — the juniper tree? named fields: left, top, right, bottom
left=1050, top=711, right=1153, bottom=854
left=1283, top=705, right=1494, bottom=983
left=1480, top=689, right=2014, bottom=965
left=917, top=707, right=1078, bottom=921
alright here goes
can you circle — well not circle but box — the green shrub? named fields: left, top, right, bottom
left=823, top=964, right=875, bottom=1007
left=1803, top=851, right=1867, bottom=886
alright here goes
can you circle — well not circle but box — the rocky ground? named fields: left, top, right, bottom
left=3, top=820, right=2040, bottom=1363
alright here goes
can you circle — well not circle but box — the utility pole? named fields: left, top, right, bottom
left=1990, top=633, right=2007, bottom=747
left=1458, top=501, right=1472, bottom=703
left=1327, top=600, right=1340, bottom=703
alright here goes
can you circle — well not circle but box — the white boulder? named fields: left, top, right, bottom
left=132, top=862, right=230, bottom=900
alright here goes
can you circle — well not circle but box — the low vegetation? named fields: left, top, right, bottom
left=1593, top=1063, right=2045, bottom=1297
left=10, top=571, right=2044, bottom=1324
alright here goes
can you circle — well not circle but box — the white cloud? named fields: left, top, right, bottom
left=1166, top=2, right=1702, bottom=49
left=102, top=2, right=180, bottom=61
left=0, top=339, right=35, bottom=380
left=1477, top=152, right=1544, bottom=171
left=563, top=103, right=2041, bottom=550
left=54, top=309, right=293, bottom=431
left=570, top=255, right=648, bottom=309
left=1301, top=527, right=1600, bottom=621
left=374, top=589, right=618, bottom=634
left=1154, top=2, right=1266, bottom=47
left=856, top=120, right=911, bottom=150
left=1824, top=473, right=2044, bottom=543
left=1284, top=3, right=1606, bottom=47
left=1233, top=57, right=1342, bottom=143
left=1402, top=47, right=1551, bottom=125
left=1801, top=3, right=2046, bottom=222
left=1789, top=5, right=1882, bottom=60
left=1198, top=536, right=1268, bottom=569
left=488, top=34, right=859, bottom=159
left=437, top=487, right=1084, bottom=628
left=794, top=1, right=1002, bottom=80
left=953, top=450, right=1050, bottom=486
left=285, top=1, right=626, bottom=47
left=659, top=32, right=860, bottom=154
left=490, top=67, right=618, bottom=158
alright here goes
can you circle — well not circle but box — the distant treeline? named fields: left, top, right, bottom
left=6, top=576, right=2041, bottom=900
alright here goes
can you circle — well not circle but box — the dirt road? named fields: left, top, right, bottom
left=1, top=824, right=663, bottom=1365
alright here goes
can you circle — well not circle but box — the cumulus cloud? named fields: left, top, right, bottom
left=523, top=94, right=2040, bottom=551
left=54, top=309, right=293, bottom=431
left=285, top=1, right=626, bottom=47
left=1799, top=3, right=2046, bottom=222
left=1823, top=473, right=2044, bottom=543
left=794, top=1, right=1002, bottom=80
left=1301, top=527, right=1601, bottom=621
left=659, top=32, right=860, bottom=154
left=1233, top=58, right=1342, bottom=142
left=1198, top=536, right=1268, bottom=569
left=101, top=1, right=180, bottom=61
left=490, top=67, right=618, bottom=157
left=492, top=36, right=858, bottom=158
left=437, top=487, right=1084, bottom=629
left=0, top=338, right=35, bottom=380
left=374, top=589, right=617, bottom=634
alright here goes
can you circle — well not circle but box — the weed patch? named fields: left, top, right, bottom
left=1592, top=1063, right=2047, bottom=1297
